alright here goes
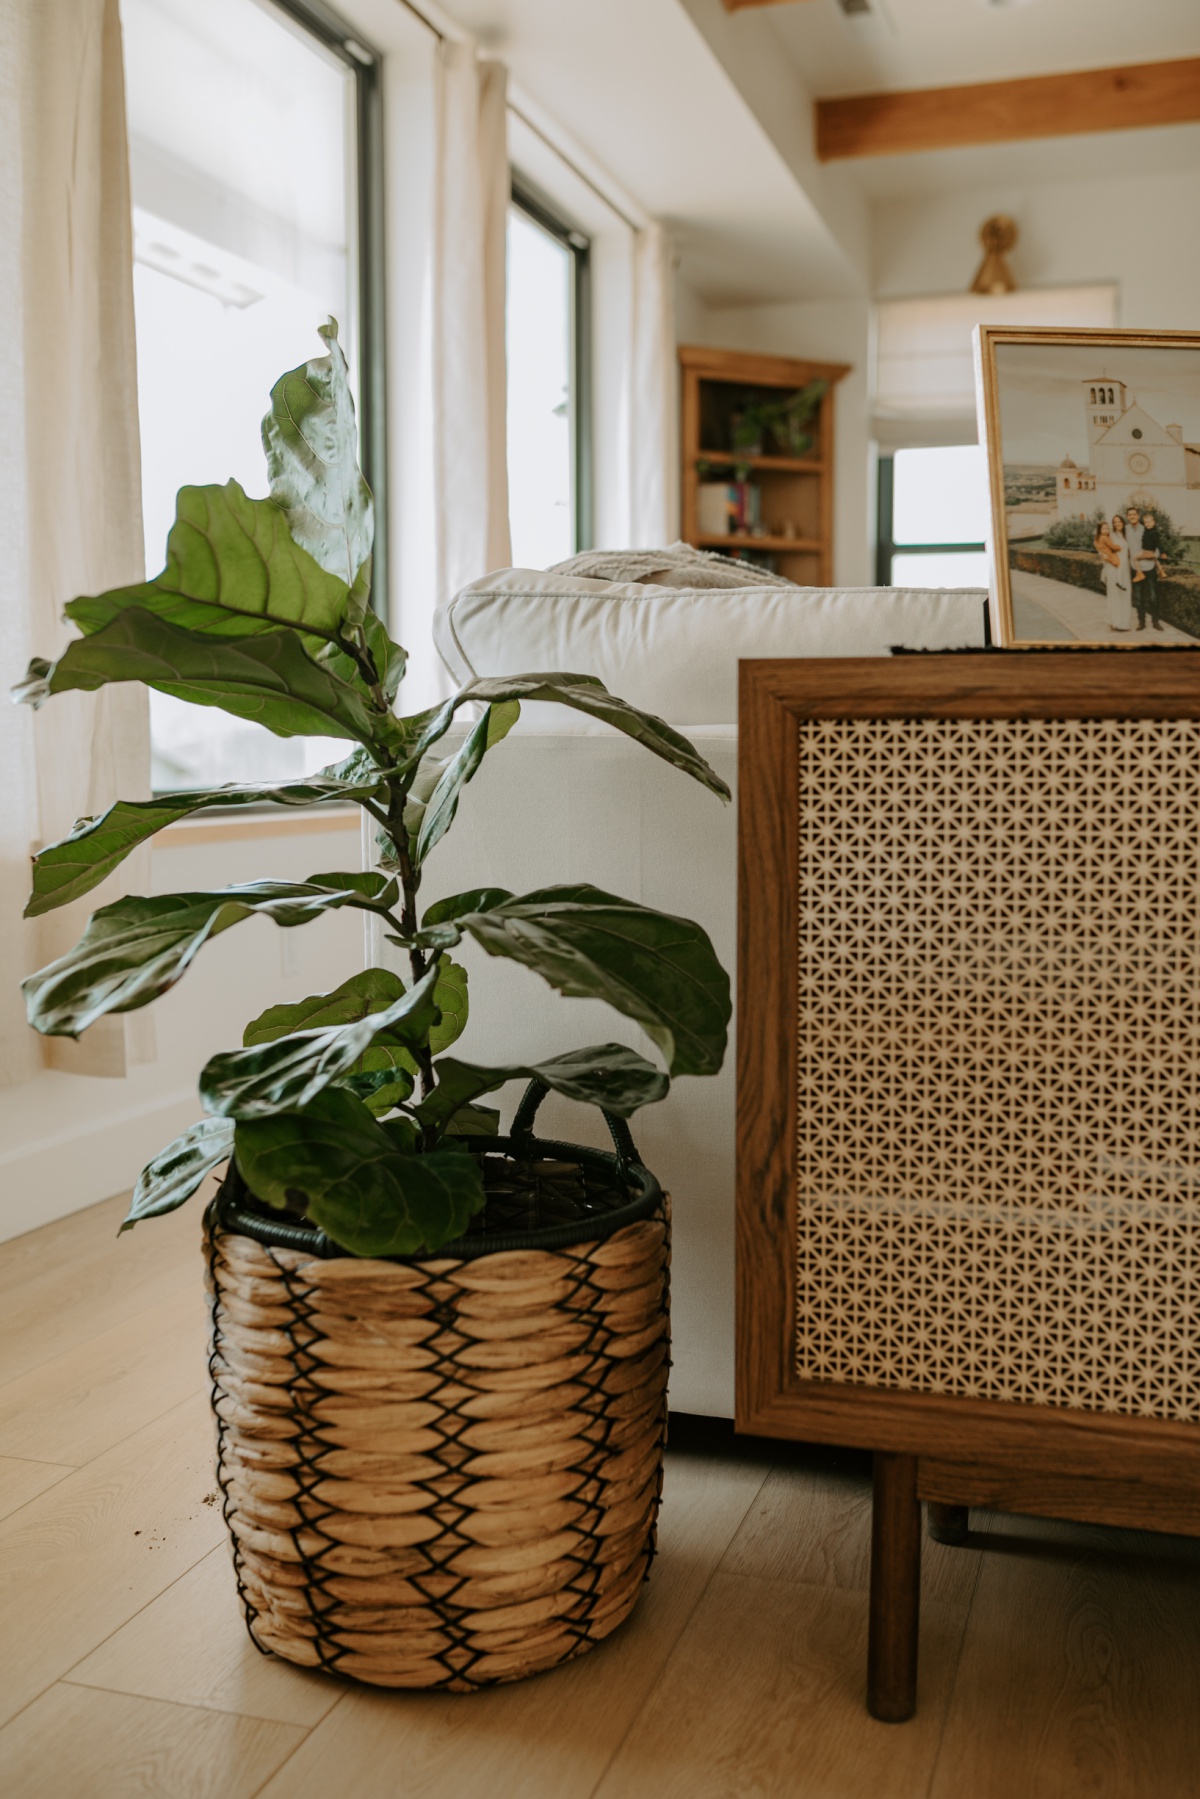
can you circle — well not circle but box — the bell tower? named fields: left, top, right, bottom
left=1084, top=377, right=1127, bottom=449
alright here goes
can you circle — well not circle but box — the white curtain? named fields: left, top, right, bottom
left=629, top=222, right=678, bottom=549
left=0, top=0, right=152, bottom=1083
left=430, top=41, right=511, bottom=692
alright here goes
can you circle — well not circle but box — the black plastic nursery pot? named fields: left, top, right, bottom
left=203, top=1083, right=670, bottom=1690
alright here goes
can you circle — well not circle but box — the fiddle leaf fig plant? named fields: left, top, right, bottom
left=14, top=321, right=732, bottom=1258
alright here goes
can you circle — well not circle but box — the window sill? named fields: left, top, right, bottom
left=157, top=806, right=362, bottom=848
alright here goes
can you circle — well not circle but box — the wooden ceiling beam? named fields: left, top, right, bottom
left=817, top=57, right=1200, bottom=160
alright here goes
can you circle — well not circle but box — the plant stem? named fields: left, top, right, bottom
left=342, top=627, right=387, bottom=711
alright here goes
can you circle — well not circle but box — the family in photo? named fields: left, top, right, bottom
left=1095, top=504, right=1164, bottom=632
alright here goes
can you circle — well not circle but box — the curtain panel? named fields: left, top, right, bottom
left=0, top=0, right=153, bottom=1083
left=431, top=40, right=512, bottom=686
left=629, top=222, right=678, bottom=550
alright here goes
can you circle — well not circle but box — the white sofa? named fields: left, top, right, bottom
left=401, top=564, right=988, bottom=1417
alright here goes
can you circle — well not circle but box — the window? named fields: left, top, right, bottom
left=876, top=445, right=991, bottom=589
left=506, top=186, right=590, bottom=568
left=122, top=0, right=383, bottom=791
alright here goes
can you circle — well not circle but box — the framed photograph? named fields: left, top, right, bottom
left=975, top=326, right=1200, bottom=647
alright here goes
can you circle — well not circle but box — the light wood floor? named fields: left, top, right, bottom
left=2, top=1193, right=1199, bottom=1798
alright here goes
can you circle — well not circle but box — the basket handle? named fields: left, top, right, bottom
left=509, top=1078, right=639, bottom=1177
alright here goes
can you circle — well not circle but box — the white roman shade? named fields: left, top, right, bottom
left=873, top=285, right=1118, bottom=448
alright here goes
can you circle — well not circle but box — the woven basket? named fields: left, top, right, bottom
left=202, top=1084, right=670, bottom=1690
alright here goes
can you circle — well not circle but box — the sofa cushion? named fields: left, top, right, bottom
left=435, top=568, right=988, bottom=724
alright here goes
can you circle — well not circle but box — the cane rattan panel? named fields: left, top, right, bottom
left=795, top=715, right=1200, bottom=1422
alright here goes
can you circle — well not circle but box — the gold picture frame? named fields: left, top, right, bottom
left=974, top=325, right=1200, bottom=647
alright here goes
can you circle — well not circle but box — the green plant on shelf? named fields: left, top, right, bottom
left=728, top=379, right=828, bottom=474
left=14, top=321, right=731, bottom=1259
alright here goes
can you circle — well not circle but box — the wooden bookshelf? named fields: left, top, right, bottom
left=679, top=345, right=849, bottom=585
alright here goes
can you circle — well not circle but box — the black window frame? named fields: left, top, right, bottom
left=875, top=451, right=986, bottom=588
left=509, top=178, right=593, bottom=554
left=271, top=0, right=389, bottom=621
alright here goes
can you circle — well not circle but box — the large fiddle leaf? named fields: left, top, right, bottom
left=65, top=480, right=351, bottom=644
left=244, top=962, right=423, bottom=1118
left=243, top=966, right=406, bottom=1045
left=23, top=873, right=399, bottom=1038
left=410, top=701, right=520, bottom=867
left=120, top=1118, right=236, bottom=1233
left=243, top=957, right=468, bottom=1056
left=234, top=1087, right=486, bottom=1256
left=262, top=319, right=373, bottom=614
left=417, top=1043, right=669, bottom=1131
left=26, top=749, right=391, bottom=919
left=15, top=607, right=398, bottom=751
left=402, top=672, right=730, bottom=800
left=440, top=883, right=729, bottom=1078
left=201, top=965, right=441, bottom=1119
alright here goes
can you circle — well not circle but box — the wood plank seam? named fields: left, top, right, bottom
left=0, top=1531, right=230, bottom=1745
left=57, top=1545, right=235, bottom=1685
left=242, top=1714, right=323, bottom=1796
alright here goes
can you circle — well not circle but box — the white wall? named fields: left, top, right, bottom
left=687, top=298, right=874, bottom=588
left=873, top=166, right=1200, bottom=332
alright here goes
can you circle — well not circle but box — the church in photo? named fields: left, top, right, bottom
left=1056, top=377, right=1200, bottom=530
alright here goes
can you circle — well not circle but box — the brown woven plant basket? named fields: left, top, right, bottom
left=202, top=1085, right=670, bottom=1690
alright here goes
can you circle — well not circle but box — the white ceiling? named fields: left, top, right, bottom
left=441, top=0, right=869, bottom=304
left=762, top=0, right=1200, bottom=98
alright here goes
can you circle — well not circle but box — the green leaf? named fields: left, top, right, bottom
left=397, top=672, right=730, bottom=801
left=23, top=874, right=399, bottom=1038
left=65, top=480, right=352, bottom=644
left=418, top=1043, right=670, bottom=1130
left=120, top=1118, right=235, bottom=1233
left=455, top=884, right=730, bottom=1078
left=428, top=956, right=469, bottom=1054
left=342, top=1063, right=416, bottom=1115
left=241, top=956, right=464, bottom=1103
left=412, top=701, right=520, bottom=867
left=243, top=966, right=406, bottom=1046
left=359, top=612, right=407, bottom=703
left=27, top=753, right=392, bottom=919
left=442, top=1103, right=499, bottom=1139
left=234, top=1088, right=486, bottom=1256
left=423, top=889, right=513, bottom=929
left=413, top=888, right=510, bottom=949
left=392, top=890, right=513, bottom=954
left=381, top=1114, right=421, bottom=1155
left=262, top=319, right=374, bottom=609
left=15, top=607, right=399, bottom=752
left=200, top=964, right=441, bottom=1119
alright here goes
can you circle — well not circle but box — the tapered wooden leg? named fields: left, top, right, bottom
left=927, top=1501, right=969, bottom=1546
left=868, top=1452, right=921, bottom=1723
